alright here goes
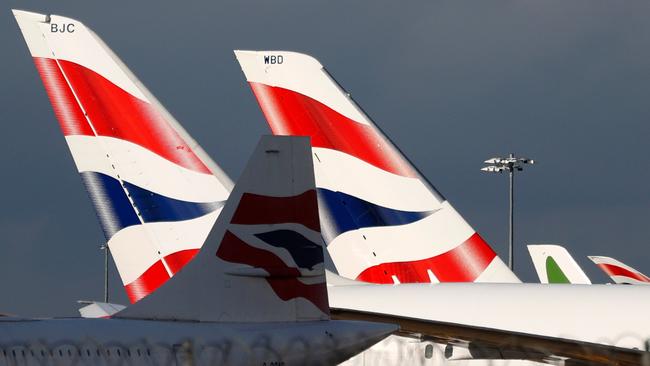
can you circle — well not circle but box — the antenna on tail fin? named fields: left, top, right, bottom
left=117, top=136, right=329, bottom=322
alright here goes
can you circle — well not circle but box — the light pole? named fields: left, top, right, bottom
left=100, top=244, right=109, bottom=303
left=481, top=153, right=535, bottom=271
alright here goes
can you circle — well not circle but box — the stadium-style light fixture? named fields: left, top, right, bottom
left=482, top=153, right=535, bottom=272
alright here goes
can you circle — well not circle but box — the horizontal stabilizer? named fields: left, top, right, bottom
left=77, top=301, right=126, bottom=318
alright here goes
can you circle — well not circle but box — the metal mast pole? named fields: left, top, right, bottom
left=508, top=153, right=514, bottom=271
left=482, top=153, right=534, bottom=275
left=103, top=245, right=109, bottom=303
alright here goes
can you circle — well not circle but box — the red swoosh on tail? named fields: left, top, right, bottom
left=249, top=82, right=417, bottom=178
left=356, top=233, right=496, bottom=283
left=231, top=191, right=320, bottom=232
left=33, top=57, right=211, bottom=174
left=217, top=231, right=329, bottom=314
left=596, top=263, right=650, bottom=283
left=124, top=249, right=200, bottom=303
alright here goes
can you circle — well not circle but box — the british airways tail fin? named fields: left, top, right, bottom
left=13, top=10, right=232, bottom=303
left=117, top=136, right=329, bottom=322
left=527, top=245, right=591, bottom=284
left=234, top=50, right=519, bottom=284
left=588, top=256, right=650, bottom=285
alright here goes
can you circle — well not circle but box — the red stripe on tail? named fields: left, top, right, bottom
left=33, top=58, right=93, bottom=136
left=356, top=233, right=496, bottom=283
left=596, top=263, right=650, bottom=283
left=231, top=191, right=320, bottom=232
left=124, top=249, right=200, bottom=303
left=33, top=57, right=211, bottom=174
left=164, top=249, right=200, bottom=275
left=249, top=82, right=417, bottom=178
left=217, top=231, right=329, bottom=314
left=124, top=261, right=170, bottom=304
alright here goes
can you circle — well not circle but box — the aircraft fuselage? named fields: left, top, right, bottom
left=0, top=317, right=392, bottom=365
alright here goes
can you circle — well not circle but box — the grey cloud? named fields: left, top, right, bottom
left=1, top=0, right=648, bottom=316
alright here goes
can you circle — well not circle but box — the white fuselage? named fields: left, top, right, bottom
left=0, top=317, right=395, bottom=366
left=343, top=335, right=545, bottom=366
left=330, top=283, right=650, bottom=365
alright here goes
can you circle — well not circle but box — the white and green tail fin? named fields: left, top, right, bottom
left=527, top=245, right=591, bottom=284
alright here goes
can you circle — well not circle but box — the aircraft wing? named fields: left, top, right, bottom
left=332, top=309, right=647, bottom=365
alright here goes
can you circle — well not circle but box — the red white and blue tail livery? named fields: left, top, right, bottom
left=235, top=51, right=519, bottom=284
left=119, top=136, right=329, bottom=322
left=14, top=10, right=232, bottom=303
left=589, top=256, right=650, bottom=285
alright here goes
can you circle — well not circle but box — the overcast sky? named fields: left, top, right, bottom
left=1, top=1, right=649, bottom=316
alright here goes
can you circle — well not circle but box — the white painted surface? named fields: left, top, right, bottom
left=330, top=282, right=650, bottom=349
left=66, top=136, right=228, bottom=203
left=528, top=244, right=591, bottom=284
left=236, top=50, right=372, bottom=125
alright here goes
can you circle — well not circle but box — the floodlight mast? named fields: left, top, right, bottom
left=509, top=167, right=514, bottom=271
left=481, top=153, right=535, bottom=272
left=100, top=244, right=109, bottom=303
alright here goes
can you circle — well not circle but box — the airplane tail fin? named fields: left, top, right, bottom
left=13, top=10, right=232, bottom=303
left=118, top=136, right=330, bottom=322
left=527, top=245, right=591, bottom=284
left=235, top=50, right=519, bottom=284
left=588, top=256, right=650, bottom=285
